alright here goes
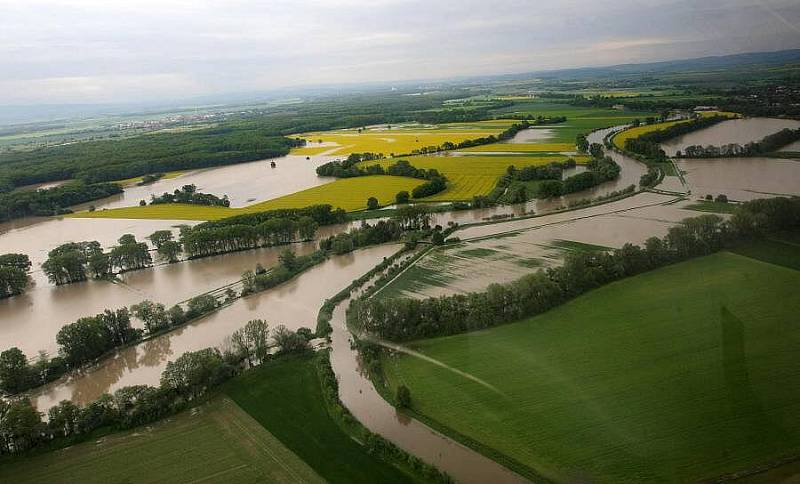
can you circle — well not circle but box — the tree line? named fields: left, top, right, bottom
left=0, top=291, right=226, bottom=396
left=148, top=184, right=230, bottom=207
left=0, top=320, right=312, bottom=456
left=351, top=196, right=800, bottom=341
left=496, top=150, right=620, bottom=203
left=623, top=115, right=730, bottom=163
left=0, top=128, right=299, bottom=193
left=42, top=235, right=153, bottom=285
left=36, top=205, right=346, bottom=288
left=0, top=181, right=122, bottom=222
left=677, top=127, right=800, bottom=158
left=180, top=215, right=318, bottom=259
left=0, top=254, right=31, bottom=299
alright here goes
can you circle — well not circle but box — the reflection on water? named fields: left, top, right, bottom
left=676, top=157, right=800, bottom=201
left=32, top=243, right=400, bottom=411
left=661, top=118, right=800, bottom=156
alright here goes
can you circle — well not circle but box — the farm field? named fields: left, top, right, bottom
left=0, top=397, right=323, bottom=484
left=361, top=154, right=588, bottom=202
left=612, top=111, right=740, bottom=149
left=224, top=353, right=416, bottom=484
left=75, top=175, right=424, bottom=218
left=382, top=249, right=800, bottom=482
left=290, top=120, right=516, bottom=157
left=458, top=143, right=575, bottom=153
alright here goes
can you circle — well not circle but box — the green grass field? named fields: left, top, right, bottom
left=224, top=354, right=416, bottom=484
left=382, top=249, right=800, bottom=482
left=0, top=397, right=324, bottom=484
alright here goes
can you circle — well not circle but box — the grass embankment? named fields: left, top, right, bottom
left=0, top=397, right=323, bottom=484
left=224, top=354, right=417, bottom=484
left=685, top=200, right=739, bottom=214
left=382, top=248, right=800, bottom=482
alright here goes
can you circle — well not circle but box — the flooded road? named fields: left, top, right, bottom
left=32, top=243, right=400, bottom=410
left=329, top=301, right=528, bottom=484
left=661, top=118, right=800, bottom=156
left=676, top=156, right=800, bottom=201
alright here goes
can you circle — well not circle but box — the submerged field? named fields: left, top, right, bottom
left=382, top=248, right=800, bottom=482
left=0, top=397, right=323, bottom=484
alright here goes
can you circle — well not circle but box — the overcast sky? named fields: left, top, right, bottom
left=2, top=0, right=799, bottom=105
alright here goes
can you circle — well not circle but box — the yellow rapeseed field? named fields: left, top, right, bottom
left=76, top=176, right=424, bottom=219
left=613, top=112, right=740, bottom=150
left=360, top=154, right=588, bottom=201
left=290, top=120, right=517, bottom=157
left=458, top=143, right=575, bottom=153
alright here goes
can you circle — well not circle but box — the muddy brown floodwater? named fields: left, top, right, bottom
left=0, top=220, right=347, bottom=356
left=31, top=243, right=400, bottom=411
left=329, top=302, right=528, bottom=484
left=76, top=154, right=337, bottom=211
left=676, top=157, right=800, bottom=201
left=660, top=117, right=800, bottom=156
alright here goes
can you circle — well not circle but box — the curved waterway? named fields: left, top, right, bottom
left=329, top=301, right=528, bottom=484
left=660, top=117, right=800, bottom=156
left=32, top=243, right=400, bottom=411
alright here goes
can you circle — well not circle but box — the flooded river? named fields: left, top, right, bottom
left=661, top=117, right=800, bottom=156
left=676, top=156, right=800, bottom=201
left=329, top=301, right=527, bottom=484
left=78, top=154, right=337, bottom=211
left=32, top=243, right=400, bottom=410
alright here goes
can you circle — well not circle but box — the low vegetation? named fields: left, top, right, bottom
left=381, top=247, right=800, bottom=482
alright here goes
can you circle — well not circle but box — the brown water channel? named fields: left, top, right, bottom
left=31, top=243, right=400, bottom=411
left=329, top=300, right=528, bottom=483
left=661, top=117, right=800, bottom=156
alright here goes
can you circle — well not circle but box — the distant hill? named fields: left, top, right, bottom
left=532, top=49, right=800, bottom=79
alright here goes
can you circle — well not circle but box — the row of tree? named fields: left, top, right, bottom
left=0, top=291, right=223, bottom=396
left=623, top=115, right=730, bottom=162
left=677, top=127, right=800, bottom=158
left=181, top=216, right=318, bottom=258
left=41, top=235, right=153, bottom=285
left=0, top=181, right=122, bottom=222
left=148, top=184, right=230, bottom=207
left=0, top=254, right=30, bottom=299
left=0, top=321, right=312, bottom=455
left=351, top=196, right=800, bottom=341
